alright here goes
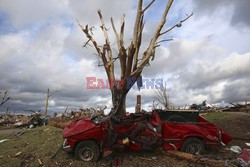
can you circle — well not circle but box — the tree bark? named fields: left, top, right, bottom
left=111, top=88, right=127, bottom=116
left=117, top=93, right=127, bottom=116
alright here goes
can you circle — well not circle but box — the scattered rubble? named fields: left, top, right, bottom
left=0, top=111, right=50, bottom=129
left=190, top=101, right=250, bottom=113
left=0, top=107, right=105, bottom=129
left=49, top=107, right=105, bottom=129
left=230, top=146, right=242, bottom=154
left=224, top=102, right=250, bottom=113
left=1, top=101, right=249, bottom=130
left=238, top=149, right=250, bottom=166
left=0, top=107, right=97, bottom=130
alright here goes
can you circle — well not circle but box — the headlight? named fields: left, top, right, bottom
left=92, top=116, right=101, bottom=124
left=93, top=117, right=101, bottom=124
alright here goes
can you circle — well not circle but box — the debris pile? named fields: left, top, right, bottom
left=49, top=107, right=105, bottom=129
left=0, top=111, right=49, bottom=129
left=190, top=100, right=250, bottom=113
left=0, top=106, right=105, bottom=129
left=221, top=103, right=250, bottom=113
left=69, top=108, right=104, bottom=118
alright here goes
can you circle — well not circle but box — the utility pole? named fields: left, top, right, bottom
left=5, top=108, right=9, bottom=117
left=44, top=88, right=50, bottom=116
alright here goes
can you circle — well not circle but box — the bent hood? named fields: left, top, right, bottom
left=63, top=118, right=97, bottom=138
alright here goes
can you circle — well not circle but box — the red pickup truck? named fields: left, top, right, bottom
left=63, top=110, right=232, bottom=162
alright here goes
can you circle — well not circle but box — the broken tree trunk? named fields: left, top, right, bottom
left=111, top=90, right=127, bottom=116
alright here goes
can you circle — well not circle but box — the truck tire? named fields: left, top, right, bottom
left=181, top=137, right=204, bottom=154
left=75, top=140, right=100, bottom=162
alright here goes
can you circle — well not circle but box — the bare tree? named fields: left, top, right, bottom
left=78, top=0, right=192, bottom=116
left=148, top=100, right=160, bottom=110
left=155, top=82, right=169, bottom=109
left=0, top=90, right=10, bottom=107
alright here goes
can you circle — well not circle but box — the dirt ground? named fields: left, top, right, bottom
left=207, top=112, right=250, bottom=149
left=200, top=112, right=250, bottom=163
left=0, top=111, right=249, bottom=167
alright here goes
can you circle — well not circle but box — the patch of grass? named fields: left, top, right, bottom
left=0, top=124, right=210, bottom=167
left=0, top=126, right=62, bottom=166
left=203, top=112, right=233, bottom=121
left=0, top=126, right=98, bottom=167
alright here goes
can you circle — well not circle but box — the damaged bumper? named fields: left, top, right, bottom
left=62, top=139, right=72, bottom=152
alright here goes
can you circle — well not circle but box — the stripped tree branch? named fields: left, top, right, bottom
left=98, top=9, right=115, bottom=80
left=110, top=17, right=121, bottom=51
left=77, top=18, right=112, bottom=80
left=82, top=39, right=91, bottom=47
left=119, top=14, right=127, bottom=78
left=0, top=90, right=10, bottom=107
left=131, top=0, right=174, bottom=77
left=113, top=57, right=119, bottom=61
left=77, top=19, right=103, bottom=58
left=142, top=0, right=156, bottom=13
left=160, top=12, right=193, bottom=36
left=132, top=15, right=145, bottom=72
left=120, top=14, right=125, bottom=47
left=156, top=38, right=173, bottom=45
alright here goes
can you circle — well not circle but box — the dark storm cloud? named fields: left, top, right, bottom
left=180, top=51, right=250, bottom=91
left=193, top=0, right=250, bottom=27
left=0, top=87, right=111, bottom=114
left=177, top=51, right=250, bottom=104
left=231, top=0, right=250, bottom=26
left=220, top=79, right=250, bottom=103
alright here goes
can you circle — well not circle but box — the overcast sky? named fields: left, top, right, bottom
left=0, top=0, right=250, bottom=114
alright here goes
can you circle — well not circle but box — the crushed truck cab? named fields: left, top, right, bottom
left=63, top=110, right=232, bottom=162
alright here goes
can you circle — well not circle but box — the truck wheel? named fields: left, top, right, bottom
left=75, top=140, right=100, bottom=162
left=181, top=137, right=204, bottom=154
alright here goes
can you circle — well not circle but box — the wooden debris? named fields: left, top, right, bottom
left=163, top=150, right=234, bottom=167
left=37, top=158, right=43, bottom=165
left=225, top=102, right=250, bottom=113
left=0, top=139, right=9, bottom=144
left=14, top=152, right=22, bottom=157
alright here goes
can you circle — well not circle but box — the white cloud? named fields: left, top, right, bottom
left=0, top=0, right=69, bottom=28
